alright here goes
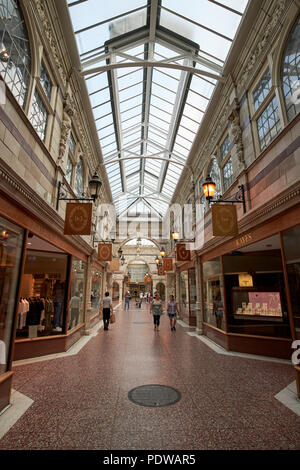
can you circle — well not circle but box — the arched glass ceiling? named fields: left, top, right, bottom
left=67, top=0, right=249, bottom=218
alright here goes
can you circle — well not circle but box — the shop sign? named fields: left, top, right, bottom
left=176, top=243, right=191, bottom=262
left=64, top=203, right=93, bottom=235
left=238, top=273, right=253, bottom=287
left=212, top=204, right=238, bottom=237
left=163, top=258, right=173, bottom=272
left=98, top=243, right=112, bottom=262
left=110, top=258, right=120, bottom=271
left=157, top=266, right=164, bottom=275
left=235, top=233, right=253, bottom=248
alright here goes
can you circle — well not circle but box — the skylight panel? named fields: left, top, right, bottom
left=150, top=94, right=174, bottom=115
left=119, top=95, right=143, bottom=114
left=120, top=104, right=143, bottom=120
left=151, top=82, right=176, bottom=104
left=148, top=114, right=170, bottom=132
left=180, top=115, right=199, bottom=133
left=122, top=115, right=142, bottom=130
left=147, top=131, right=167, bottom=148
left=117, top=69, right=143, bottom=87
left=173, top=143, right=189, bottom=158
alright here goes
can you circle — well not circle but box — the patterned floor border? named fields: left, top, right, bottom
left=186, top=330, right=300, bottom=416
left=12, top=320, right=104, bottom=367
left=0, top=389, right=34, bottom=440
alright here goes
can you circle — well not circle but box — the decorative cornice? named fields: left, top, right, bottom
left=196, top=180, right=300, bottom=256
left=0, top=160, right=93, bottom=256
left=236, top=0, right=286, bottom=96
left=35, top=0, right=67, bottom=87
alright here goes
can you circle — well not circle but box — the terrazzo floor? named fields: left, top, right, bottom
left=0, top=301, right=299, bottom=450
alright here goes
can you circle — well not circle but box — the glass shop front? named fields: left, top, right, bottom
left=201, top=229, right=299, bottom=357
left=179, top=267, right=196, bottom=324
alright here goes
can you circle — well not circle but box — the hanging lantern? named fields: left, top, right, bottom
left=202, top=175, right=216, bottom=201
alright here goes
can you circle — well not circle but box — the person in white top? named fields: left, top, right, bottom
left=102, top=291, right=113, bottom=330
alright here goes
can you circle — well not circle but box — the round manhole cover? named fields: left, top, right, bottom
left=128, top=384, right=181, bottom=407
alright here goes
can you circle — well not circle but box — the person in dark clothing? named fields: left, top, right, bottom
left=102, top=291, right=113, bottom=330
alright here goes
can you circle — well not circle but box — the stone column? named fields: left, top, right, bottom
left=84, top=255, right=93, bottom=335
left=175, top=266, right=181, bottom=319
left=101, top=264, right=107, bottom=307
left=195, top=256, right=203, bottom=335
left=118, top=280, right=123, bottom=305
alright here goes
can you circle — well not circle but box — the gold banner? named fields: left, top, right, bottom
left=64, top=203, right=92, bottom=235
left=157, top=266, right=164, bottom=275
left=110, top=258, right=120, bottom=272
left=98, top=243, right=112, bottom=262
left=176, top=243, right=191, bottom=262
left=163, top=258, right=173, bottom=272
left=212, top=204, right=238, bottom=237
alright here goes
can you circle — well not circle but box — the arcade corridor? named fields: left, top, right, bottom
left=0, top=302, right=299, bottom=450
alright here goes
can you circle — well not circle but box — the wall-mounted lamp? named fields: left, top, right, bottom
left=202, top=175, right=246, bottom=213
left=0, top=46, right=9, bottom=62
left=56, top=171, right=102, bottom=211
left=160, top=247, right=166, bottom=258
left=171, top=231, right=179, bottom=242
left=155, top=256, right=159, bottom=265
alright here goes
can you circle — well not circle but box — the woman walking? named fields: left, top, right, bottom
left=167, top=294, right=178, bottom=331
left=102, top=291, right=113, bottom=331
left=150, top=292, right=163, bottom=331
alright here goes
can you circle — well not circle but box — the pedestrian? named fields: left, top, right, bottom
left=124, top=290, right=131, bottom=310
left=102, top=291, right=113, bottom=331
left=150, top=292, right=163, bottom=332
left=167, top=294, right=178, bottom=331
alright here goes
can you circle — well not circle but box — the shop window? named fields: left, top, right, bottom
left=91, top=268, right=102, bottom=316
left=251, top=67, right=282, bottom=152
left=40, top=60, right=52, bottom=101
left=17, top=236, right=68, bottom=338
left=223, top=245, right=291, bottom=339
left=220, top=134, right=230, bottom=161
left=0, top=0, right=31, bottom=109
left=65, top=155, right=73, bottom=186
left=282, top=224, right=300, bottom=339
left=207, top=158, right=221, bottom=198
left=203, top=257, right=225, bottom=331
left=68, top=258, right=86, bottom=330
left=74, top=157, right=84, bottom=197
left=0, top=217, right=24, bottom=374
left=222, top=157, right=234, bottom=192
left=188, top=268, right=196, bottom=317
left=281, top=16, right=300, bottom=122
left=68, top=132, right=76, bottom=156
left=28, top=89, right=48, bottom=142
left=179, top=271, right=189, bottom=317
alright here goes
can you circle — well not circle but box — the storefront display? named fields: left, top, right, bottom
left=282, top=225, right=300, bottom=339
left=180, top=271, right=189, bottom=316
left=91, top=268, right=102, bottom=316
left=203, top=257, right=225, bottom=330
left=233, top=291, right=283, bottom=317
left=188, top=268, right=196, bottom=317
left=68, top=258, right=86, bottom=330
left=223, top=243, right=291, bottom=338
left=17, top=244, right=68, bottom=338
left=0, top=217, right=24, bottom=374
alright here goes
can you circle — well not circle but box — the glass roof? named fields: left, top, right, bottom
left=67, top=0, right=249, bottom=218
